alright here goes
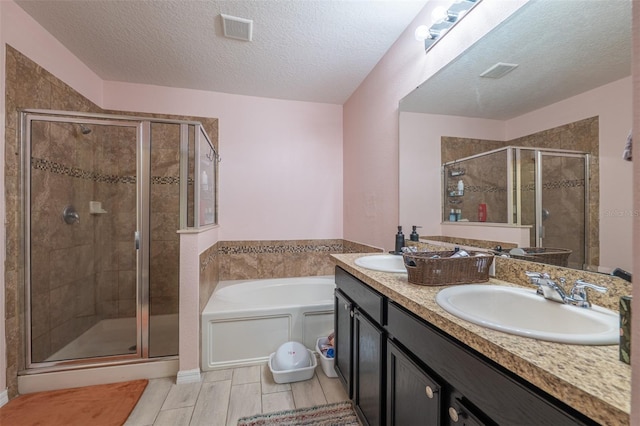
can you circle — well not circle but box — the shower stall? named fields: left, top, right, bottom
left=20, top=110, right=218, bottom=370
left=443, top=146, right=590, bottom=269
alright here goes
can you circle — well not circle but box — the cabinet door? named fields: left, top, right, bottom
left=387, top=340, right=441, bottom=426
left=334, top=289, right=353, bottom=397
left=354, top=308, right=384, bottom=426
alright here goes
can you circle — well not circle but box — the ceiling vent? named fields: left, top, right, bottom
left=480, top=62, right=519, bottom=79
left=221, top=14, right=253, bottom=42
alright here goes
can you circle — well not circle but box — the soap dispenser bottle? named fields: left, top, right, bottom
left=410, top=225, right=420, bottom=242
left=394, top=226, right=405, bottom=254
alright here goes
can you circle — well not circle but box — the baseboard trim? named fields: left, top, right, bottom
left=176, top=368, right=202, bottom=384
left=0, top=389, right=9, bottom=407
left=18, top=359, right=179, bottom=394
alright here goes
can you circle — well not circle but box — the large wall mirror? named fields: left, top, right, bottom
left=399, top=0, right=632, bottom=273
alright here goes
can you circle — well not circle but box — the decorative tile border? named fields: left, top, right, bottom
left=521, top=179, right=585, bottom=192
left=463, top=185, right=507, bottom=193
left=32, top=157, right=135, bottom=184
left=218, top=242, right=344, bottom=255
left=543, top=179, right=585, bottom=190
left=32, top=157, right=192, bottom=185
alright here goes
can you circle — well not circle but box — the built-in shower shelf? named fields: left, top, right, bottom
left=89, top=201, right=108, bottom=214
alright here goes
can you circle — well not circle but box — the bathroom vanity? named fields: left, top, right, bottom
left=331, top=254, right=630, bottom=426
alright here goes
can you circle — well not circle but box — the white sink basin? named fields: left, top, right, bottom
left=435, top=285, right=619, bottom=345
left=354, top=254, right=407, bottom=273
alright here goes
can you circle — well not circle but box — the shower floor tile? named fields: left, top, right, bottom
left=46, top=314, right=178, bottom=361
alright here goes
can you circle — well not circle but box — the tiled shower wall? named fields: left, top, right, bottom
left=198, top=239, right=382, bottom=313
left=4, top=46, right=101, bottom=396
left=149, top=122, right=181, bottom=316
left=4, top=46, right=218, bottom=397
left=444, top=149, right=509, bottom=223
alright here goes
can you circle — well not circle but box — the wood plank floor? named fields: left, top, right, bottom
left=125, top=362, right=349, bottom=426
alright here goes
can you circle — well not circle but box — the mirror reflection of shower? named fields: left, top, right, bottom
left=442, top=146, right=589, bottom=269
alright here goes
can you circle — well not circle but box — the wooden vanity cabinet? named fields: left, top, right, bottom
left=387, top=300, right=597, bottom=426
left=334, top=288, right=353, bottom=397
left=334, top=267, right=385, bottom=426
left=353, top=307, right=385, bottom=426
left=335, top=267, right=599, bottom=426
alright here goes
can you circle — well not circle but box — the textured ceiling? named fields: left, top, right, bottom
left=400, top=0, right=632, bottom=120
left=15, top=0, right=428, bottom=104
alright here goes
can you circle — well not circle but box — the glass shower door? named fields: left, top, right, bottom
left=537, top=152, right=588, bottom=269
left=25, top=115, right=142, bottom=365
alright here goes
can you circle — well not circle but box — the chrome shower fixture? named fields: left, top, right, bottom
left=78, top=124, right=92, bottom=135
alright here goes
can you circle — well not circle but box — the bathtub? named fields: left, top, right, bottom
left=201, top=275, right=335, bottom=370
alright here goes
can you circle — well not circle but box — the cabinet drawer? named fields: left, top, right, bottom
left=336, top=267, right=384, bottom=325
left=387, top=301, right=595, bottom=426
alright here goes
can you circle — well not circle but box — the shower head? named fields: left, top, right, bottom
left=79, top=124, right=92, bottom=135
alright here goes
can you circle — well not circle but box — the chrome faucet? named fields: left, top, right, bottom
left=525, top=272, right=607, bottom=308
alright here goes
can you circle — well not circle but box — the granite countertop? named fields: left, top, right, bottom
left=331, top=253, right=631, bottom=426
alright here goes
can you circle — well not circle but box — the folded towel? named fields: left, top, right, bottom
left=623, top=130, right=632, bottom=161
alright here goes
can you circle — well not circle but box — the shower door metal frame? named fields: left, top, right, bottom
left=534, top=150, right=590, bottom=267
left=21, top=111, right=147, bottom=369
left=19, top=109, right=215, bottom=371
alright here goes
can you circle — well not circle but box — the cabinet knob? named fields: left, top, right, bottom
left=448, top=407, right=462, bottom=423
left=425, top=385, right=436, bottom=399
left=350, top=310, right=354, bottom=318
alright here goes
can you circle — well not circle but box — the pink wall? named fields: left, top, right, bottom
left=631, top=2, right=640, bottom=422
left=342, top=0, right=527, bottom=251
left=102, top=83, right=344, bottom=241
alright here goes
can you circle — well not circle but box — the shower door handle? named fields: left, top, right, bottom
left=135, top=231, right=140, bottom=250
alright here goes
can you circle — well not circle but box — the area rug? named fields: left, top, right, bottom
left=238, top=401, right=359, bottom=426
left=0, top=379, right=148, bottom=426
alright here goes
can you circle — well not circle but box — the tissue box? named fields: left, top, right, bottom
left=316, top=337, right=338, bottom=378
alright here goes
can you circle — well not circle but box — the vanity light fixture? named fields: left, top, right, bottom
left=415, top=0, right=481, bottom=52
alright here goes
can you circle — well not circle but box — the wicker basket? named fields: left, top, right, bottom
left=509, top=247, right=572, bottom=267
left=402, top=251, right=494, bottom=286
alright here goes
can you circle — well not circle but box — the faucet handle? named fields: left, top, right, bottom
left=525, top=271, right=551, bottom=296
left=525, top=271, right=550, bottom=284
left=571, top=280, right=607, bottom=293
left=569, top=280, right=608, bottom=308
left=525, top=271, right=549, bottom=279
